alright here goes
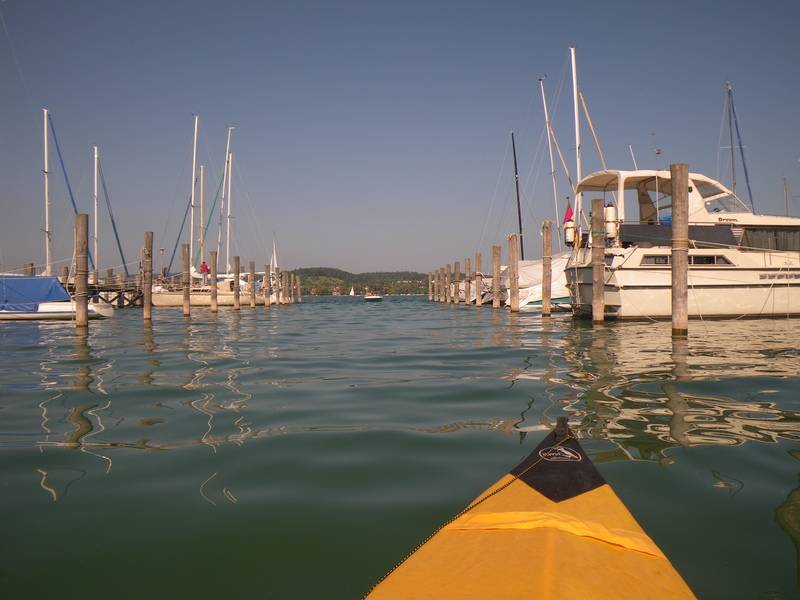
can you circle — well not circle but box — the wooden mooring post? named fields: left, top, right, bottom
left=437, top=268, right=443, bottom=302
left=249, top=260, right=256, bottom=308
left=297, top=274, right=302, bottom=303
left=453, top=261, right=461, bottom=304
left=74, top=214, right=89, bottom=328
left=508, top=234, right=520, bottom=312
left=60, top=265, right=69, bottom=285
left=428, top=272, right=433, bottom=301
left=492, top=245, right=501, bottom=309
left=542, top=220, right=552, bottom=317
left=106, top=268, right=114, bottom=286
left=290, top=273, right=295, bottom=304
left=116, top=273, right=125, bottom=308
left=233, top=256, right=241, bottom=310
left=264, top=265, right=271, bottom=308
left=591, top=198, right=605, bottom=324
left=210, top=250, right=218, bottom=313
left=464, top=257, right=471, bottom=306
left=182, top=243, right=191, bottom=317
left=671, top=163, right=689, bottom=336
left=143, top=231, right=153, bottom=321
left=445, top=264, right=451, bottom=303
left=475, top=252, right=482, bottom=307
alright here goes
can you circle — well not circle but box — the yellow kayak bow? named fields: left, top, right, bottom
left=367, top=418, right=696, bottom=599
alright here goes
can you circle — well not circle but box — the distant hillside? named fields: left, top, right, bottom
left=290, top=267, right=426, bottom=295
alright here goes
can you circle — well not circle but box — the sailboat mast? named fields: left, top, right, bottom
left=570, top=47, right=582, bottom=244
left=226, top=151, right=233, bottom=273
left=199, top=164, right=205, bottom=263
left=189, top=114, right=199, bottom=270
left=726, top=82, right=736, bottom=195
left=43, top=108, right=52, bottom=275
left=511, top=132, right=524, bottom=260
left=784, top=177, right=789, bottom=217
left=219, top=127, right=233, bottom=272
left=93, top=144, right=99, bottom=281
left=538, top=79, right=562, bottom=251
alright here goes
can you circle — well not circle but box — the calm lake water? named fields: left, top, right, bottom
left=2, top=296, right=799, bottom=599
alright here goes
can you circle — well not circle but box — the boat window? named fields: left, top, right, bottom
left=641, top=255, right=735, bottom=266
left=704, top=193, right=751, bottom=213
left=693, top=180, right=726, bottom=198
left=641, top=255, right=670, bottom=265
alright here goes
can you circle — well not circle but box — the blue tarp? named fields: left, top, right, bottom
left=0, top=276, right=70, bottom=312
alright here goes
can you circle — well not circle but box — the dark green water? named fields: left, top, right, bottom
left=2, top=296, right=799, bottom=599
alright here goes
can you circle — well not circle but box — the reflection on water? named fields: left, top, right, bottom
left=545, top=320, right=800, bottom=460
left=2, top=299, right=800, bottom=598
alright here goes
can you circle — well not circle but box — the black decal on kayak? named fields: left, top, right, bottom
left=510, top=430, right=606, bottom=502
left=539, top=446, right=582, bottom=462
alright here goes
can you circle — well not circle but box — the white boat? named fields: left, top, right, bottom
left=349, top=287, right=355, bottom=296
left=0, top=275, right=113, bottom=320
left=364, top=293, right=383, bottom=302
left=565, top=169, right=800, bottom=319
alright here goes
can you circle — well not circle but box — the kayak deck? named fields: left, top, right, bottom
left=367, top=420, right=695, bottom=599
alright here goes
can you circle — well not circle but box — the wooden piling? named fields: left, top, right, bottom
left=542, top=220, right=552, bottom=317
left=436, top=269, right=442, bottom=302
left=249, top=260, right=256, bottom=308
left=210, top=250, right=218, bottom=313
left=591, top=197, right=605, bottom=324
left=445, top=264, right=451, bottom=303
left=671, top=163, right=689, bottom=336
left=428, top=272, right=433, bottom=301
left=106, top=268, right=114, bottom=286
left=117, top=273, right=125, bottom=309
left=143, top=231, right=153, bottom=321
left=282, top=271, right=289, bottom=305
left=508, top=234, right=520, bottom=312
left=60, top=265, right=69, bottom=285
left=297, top=274, right=302, bottom=303
left=492, top=245, right=501, bottom=309
left=233, top=255, right=241, bottom=310
left=74, top=214, right=89, bottom=327
left=290, top=273, right=295, bottom=304
left=182, top=243, right=191, bottom=317
left=475, top=252, right=482, bottom=307
left=464, top=258, right=471, bottom=306
left=453, top=261, right=461, bottom=304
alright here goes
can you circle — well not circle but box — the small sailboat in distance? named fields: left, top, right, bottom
left=349, top=286, right=355, bottom=296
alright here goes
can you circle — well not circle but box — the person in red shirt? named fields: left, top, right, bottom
left=199, top=260, right=210, bottom=285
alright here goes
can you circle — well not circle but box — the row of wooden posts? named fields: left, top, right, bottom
left=424, top=162, right=690, bottom=336
left=425, top=222, right=555, bottom=316
left=71, top=213, right=300, bottom=328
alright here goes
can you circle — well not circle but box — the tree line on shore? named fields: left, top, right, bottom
left=290, top=267, right=426, bottom=296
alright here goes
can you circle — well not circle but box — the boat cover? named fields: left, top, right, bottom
left=0, top=276, right=70, bottom=312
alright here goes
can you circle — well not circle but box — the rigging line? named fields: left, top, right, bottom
left=166, top=194, right=192, bottom=274
left=232, top=160, right=271, bottom=264
left=195, top=170, right=225, bottom=265
left=478, top=135, right=512, bottom=252
left=716, top=88, right=729, bottom=183
left=729, top=91, right=755, bottom=210
left=97, top=161, right=129, bottom=277
left=48, top=114, right=95, bottom=270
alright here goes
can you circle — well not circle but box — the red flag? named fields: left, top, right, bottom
left=563, top=202, right=574, bottom=223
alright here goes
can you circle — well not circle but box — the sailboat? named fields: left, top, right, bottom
left=153, top=119, right=264, bottom=307
left=349, top=287, right=355, bottom=296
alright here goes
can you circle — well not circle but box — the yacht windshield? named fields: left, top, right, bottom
left=704, top=193, right=751, bottom=213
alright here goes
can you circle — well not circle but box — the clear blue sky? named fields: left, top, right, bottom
left=2, top=0, right=799, bottom=273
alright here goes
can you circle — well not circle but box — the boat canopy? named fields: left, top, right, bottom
left=0, top=276, right=70, bottom=311
left=576, top=169, right=753, bottom=225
